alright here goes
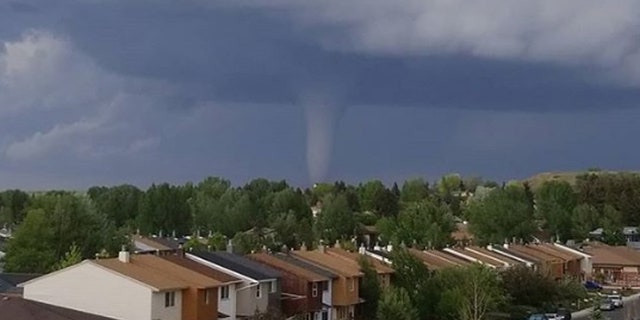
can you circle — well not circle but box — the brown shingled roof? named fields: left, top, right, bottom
left=445, top=248, right=504, bottom=268
left=248, top=253, right=329, bottom=282
left=583, top=244, right=640, bottom=267
left=464, top=246, right=523, bottom=266
left=424, top=250, right=473, bottom=266
left=0, top=295, right=115, bottom=320
left=95, top=254, right=220, bottom=291
left=529, top=243, right=583, bottom=261
left=292, top=250, right=363, bottom=278
left=326, top=248, right=395, bottom=275
left=509, top=245, right=563, bottom=263
left=407, top=248, right=456, bottom=270
left=161, top=254, right=240, bottom=284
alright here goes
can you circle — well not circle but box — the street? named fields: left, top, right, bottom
left=574, top=294, right=640, bottom=320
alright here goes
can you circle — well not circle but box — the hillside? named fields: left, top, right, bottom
left=524, top=170, right=640, bottom=190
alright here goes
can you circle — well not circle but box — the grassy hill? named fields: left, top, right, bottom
left=524, top=170, right=640, bottom=190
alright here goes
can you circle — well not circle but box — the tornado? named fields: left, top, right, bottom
left=304, top=103, right=344, bottom=183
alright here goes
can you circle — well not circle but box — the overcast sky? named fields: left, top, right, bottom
left=1, top=0, right=640, bottom=189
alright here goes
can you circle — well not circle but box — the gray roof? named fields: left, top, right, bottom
left=272, top=253, right=338, bottom=279
left=0, top=273, right=40, bottom=293
left=0, top=295, right=115, bottom=320
left=192, top=251, right=282, bottom=281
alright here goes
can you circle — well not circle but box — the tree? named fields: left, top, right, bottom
left=501, top=265, right=558, bottom=309
left=0, top=190, right=30, bottom=225
left=467, top=185, right=536, bottom=244
left=571, top=204, right=601, bottom=241
left=55, top=243, right=82, bottom=270
left=390, top=249, right=439, bottom=319
left=208, top=232, right=227, bottom=251
left=590, top=297, right=604, bottom=320
left=436, top=264, right=505, bottom=320
left=137, top=183, right=192, bottom=236
left=535, top=181, right=576, bottom=242
left=358, top=181, right=398, bottom=216
left=377, top=199, right=455, bottom=249
left=359, top=257, right=381, bottom=320
left=3, top=209, right=57, bottom=273
left=377, top=287, right=418, bottom=320
left=91, top=185, right=142, bottom=228
left=315, top=194, right=355, bottom=243
left=400, top=178, right=429, bottom=204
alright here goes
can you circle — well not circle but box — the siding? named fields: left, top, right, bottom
left=151, top=291, right=182, bottom=320
left=23, top=262, right=155, bottom=320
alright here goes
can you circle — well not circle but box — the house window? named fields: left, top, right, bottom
left=348, top=278, right=355, bottom=292
left=204, top=289, right=210, bottom=305
left=220, top=286, right=229, bottom=300
left=164, top=291, right=175, bottom=307
left=312, top=282, right=318, bottom=297
left=321, top=311, right=328, bottom=320
left=321, top=281, right=328, bottom=292
left=256, top=284, right=262, bottom=299
left=269, top=280, right=277, bottom=293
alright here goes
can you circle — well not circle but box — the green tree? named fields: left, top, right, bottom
left=467, top=185, right=536, bottom=244
left=377, top=199, right=455, bottom=248
left=400, top=178, right=429, bottom=204
left=377, top=287, right=418, bottom=320
left=359, top=181, right=399, bottom=216
left=390, top=248, right=439, bottom=319
left=55, top=243, right=82, bottom=270
left=590, top=297, right=604, bottom=320
left=3, top=209, right=57, bottom=273
left=315, top=194, right=355, bottom=243
left=571, top=204, right=601, bottom=241
left=501, top=265, right=558, bottom=309
left=0, top=189, right=30, bottom=225
left=137, top=183, right=192, bottom=236
left=91, top=185, right=142, bottom=228
left=535, top=181, right=576, bottom=242
left=436, top=264, right=505, bottom=320
left=359, top=257, right=381, bottom=320
left=207, top=232, right=227, bottom=251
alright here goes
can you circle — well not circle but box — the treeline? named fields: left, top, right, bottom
left=2, top=172, right=640, bottom=273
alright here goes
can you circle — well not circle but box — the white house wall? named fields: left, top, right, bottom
left=23, top=262, right=155, bottom=320
left=151, top=291, right=182, bottom=320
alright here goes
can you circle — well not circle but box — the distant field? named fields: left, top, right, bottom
left=524, top=170, right=640, bottom=190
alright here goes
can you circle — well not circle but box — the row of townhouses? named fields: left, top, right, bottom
left=3, top=234, right=640, bottom=320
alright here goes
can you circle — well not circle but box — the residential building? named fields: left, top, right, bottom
left=525, top=243, right=585, bottom=279
left=0, top=273, right=40, bottom=295
left=187, top=250, right=282, bottom=319
left=249, top=252, right=332, bottom=319
left=293, top=245, right=363, bottom=320
left=553, top=242, right=593, bottom=279
left=325, top=245, right=394, bottom=288
left=487, top=244, right=537, bottom=269
left=160, top=252, right=242, bottom=319
left=0, top=294, right=115, bottom=320
left=582, top=242, right=640, bottom=287
left=21, top=250, right=221, bottom=320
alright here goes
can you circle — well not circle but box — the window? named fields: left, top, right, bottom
left=256, top=284, right=262, bottom=299
left=311, top=282, right=318, bottom=297
left=270, top=280, right=277, bottom=293
left=321, top=311, right=328, bottom=320
left=204, top=289, right=210, bottom=305
left=348, top=278, right=355, bottom=292
left=164, top=291, right=175, bottom=307
left=321, top=281, right=328, bottom=292
left=220, top=286, right=230, bottom=300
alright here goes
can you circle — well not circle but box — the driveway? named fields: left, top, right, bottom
left=573, top=293, right=640, bottom=320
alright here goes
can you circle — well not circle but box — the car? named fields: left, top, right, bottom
left=584, top=280, right=603, bottom=290
left=556, top=308, right=572, bottom=320
left=607, top=294, right=623, bottom=308
left=600, top=298, right=616, bottom=311
left=528, top=314, right=549, bottom=320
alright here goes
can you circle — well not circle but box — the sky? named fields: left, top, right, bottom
left=1, top=0, right=640, bottom=189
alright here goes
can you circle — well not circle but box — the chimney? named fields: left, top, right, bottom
left=318, top=241, right=325, bottom=253
left=358, top=243, right=366, bottom=255
left=177, top=243, right=184, bottom=257
left=503, top=239, right=509, bottom=249
left=373, top=242, right=381, bottom=251
left=172, top=230, right=176, bottom=239
left=386, top=244, right=393, bottom=252
left=300, top=242, right=308, bottom=251
left=118, top=246, right=130, bottom=263
left=334, top=240, right=341, bottom=249
left=226, top=240, right=234, bottom=253
left=159, top=230, right=163, bottom=238
left=281, top=245, right=289, bottom=253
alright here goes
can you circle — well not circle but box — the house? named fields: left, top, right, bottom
left=293, top=244, right=363, bottom=320
left=588, top=227, right=640, bottom=245
left=496, top=244, right=565, bottom=279
left=160, top=252, right=242, bottom=319
left=0, top=273, right=40, bottom=295
left=249, top=252, right=332, bottom=319
left=582, top=242, right=640, bottom=287
left=487, top=244, right=537, bottom=269
left=187, top=249, right=282, bottom=319
left=524, top=243, right=585, bottom=279
left=0, top=294, right=115, bottom=320
left=21, top=249, right=222, bottom=320
left=553, top=242, right=593, bottom=279
left=325, top=245, right=394, bottom=288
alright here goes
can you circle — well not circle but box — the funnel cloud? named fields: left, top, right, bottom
left=304, top=104, right=344, bottom=183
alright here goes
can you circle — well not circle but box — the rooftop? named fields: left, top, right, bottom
left=191, top=251, right=282, bottom=281
left=0, top=273, right=40, bottom=293
left=248, top=253, right=330, bottom=282
left=0, top=295, right=115, bottom=320
left=292, top=249, right=363, bottom=278
left=160, top=253, right=240, bottom=284
left=326, top=247, right=395, bottom=274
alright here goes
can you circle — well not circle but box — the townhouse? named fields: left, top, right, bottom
left=582, top=242, right=640, bottom=287
left=293, top=245, right=363, bottom=320
left=552, top=242, right=593, bottom=279
left=249, top=252, right=332, bottom=319
left=20, top=249, right=222, bottom=320
left=525, top=243, right=585, bottom=279
left=505, top=244, right=565, bottom=279
left=187, top=250, right=282, bottom=319
left=325, top=245, right=394, bottom=288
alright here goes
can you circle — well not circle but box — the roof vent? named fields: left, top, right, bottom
left=118, top=246, right=130, bottom=263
